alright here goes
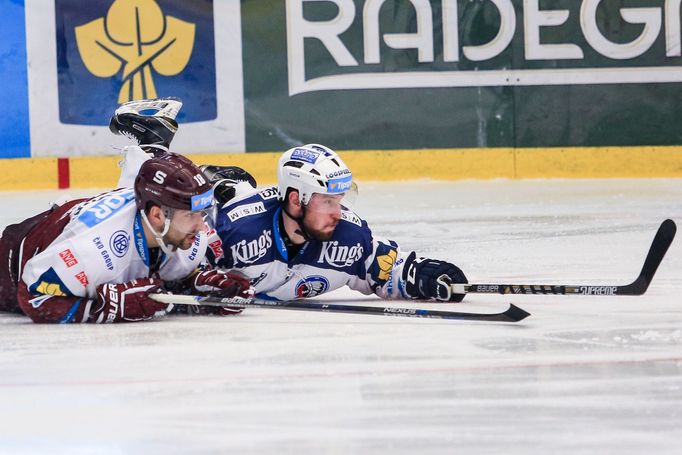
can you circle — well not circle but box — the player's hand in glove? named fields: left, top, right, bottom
left=190, top=270, right=251, bottom=316
left=403, top=252, right=468, bottom=302
left=192, top=269, right=251, bottom=298
left=93, top=278, right=167, bottom=323
left=191, top=269, right=252, bottom=316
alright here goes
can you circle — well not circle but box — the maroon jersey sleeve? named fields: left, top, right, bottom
left=16, top=284, right=91, bottom=323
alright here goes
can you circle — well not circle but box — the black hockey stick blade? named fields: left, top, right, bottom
left=619, top=218, right=676, bottom=295
left=451, top=219, right=676, bottom=296
left=151, top=294, right=530, bottom=323
left=501, top=304, right=531, bottom=322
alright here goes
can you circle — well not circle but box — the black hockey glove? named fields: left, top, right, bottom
left=199, top=165, right=257, bottom=205
left=403, top=252, right=468, bottom=302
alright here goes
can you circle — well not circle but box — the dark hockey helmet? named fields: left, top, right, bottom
left=134, top=153, right=214, bottom=212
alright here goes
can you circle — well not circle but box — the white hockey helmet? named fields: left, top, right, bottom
left=277, top=144, right=357, bottom=206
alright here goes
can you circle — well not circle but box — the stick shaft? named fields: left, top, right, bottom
left=150, top=294, right=530, bottom=322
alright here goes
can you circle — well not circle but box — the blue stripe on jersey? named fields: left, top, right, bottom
left=133, top=212, right=149, bottom=266
left=59, top=299, right=82, bottom=324
left=255, top=293, right=280, bottom=301
left=397, top=275, right=408, bottom=298
left=272, top=208, right=288, bottom=262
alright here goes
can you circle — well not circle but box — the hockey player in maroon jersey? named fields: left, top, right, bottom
left=0, top=153, right=250, bottom=323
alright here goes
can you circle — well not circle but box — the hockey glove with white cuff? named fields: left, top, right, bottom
left=403, top=252, right=468, bottom=302
left=93, top=278, right=167, bottom=323
left=190, top=269, right=252, bottom=315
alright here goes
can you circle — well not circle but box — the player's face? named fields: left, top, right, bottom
left=164, top=209, right=206, bottom=250
left=302, top=193, right=343, bottom=240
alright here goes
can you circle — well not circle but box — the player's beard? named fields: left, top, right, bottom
left=162, top=210, right=203, bottom=250
left=302, top=215, right=339, bottom=241
left=163, top=230, right=197, bottom=251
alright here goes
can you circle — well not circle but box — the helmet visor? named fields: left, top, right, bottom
left=166, top=207, right=210, bottom=236
left=306, top=182, right=359, bottom=214
left=340, top=181, right=358, bottom=208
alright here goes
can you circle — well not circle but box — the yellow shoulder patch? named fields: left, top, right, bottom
left=35, top=281, right=67, bottom=297
left=375, top=249, right=398, bottom=282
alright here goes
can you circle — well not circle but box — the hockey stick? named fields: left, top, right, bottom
left=150, top=293, right=530, bottom=323
left=451, top=219, right=676, bottom=296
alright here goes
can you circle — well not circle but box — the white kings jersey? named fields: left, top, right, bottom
left=205, top=186, right=412, bottom=301
left=21, top=187, right=207, bottom=300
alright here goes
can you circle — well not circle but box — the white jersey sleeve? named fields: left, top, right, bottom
left=117, top=145, right=151, bottom=188
left=345, top=235, right=411, bottom=300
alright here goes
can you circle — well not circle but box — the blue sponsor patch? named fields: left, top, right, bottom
left=133, top=213, right=149, bottom=266
left=291, top=148, right=320, bottom=164
left=78, top=191, right=135, bottom=228
left=110, top=230, right=130, bottom=258
left=327, top=175, right=353, bottom=193
left=191, top=188, right=214, bottom=211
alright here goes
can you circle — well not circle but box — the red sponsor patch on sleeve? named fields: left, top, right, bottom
left=59, top=249, right=78, bottom=268
left=75, top=271, right=89, bottom=287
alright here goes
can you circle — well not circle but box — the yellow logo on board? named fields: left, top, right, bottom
left=75, top=0, right=195, bottom=103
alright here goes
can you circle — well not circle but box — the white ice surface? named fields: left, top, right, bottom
left=0, top=179, right=681, bottom=455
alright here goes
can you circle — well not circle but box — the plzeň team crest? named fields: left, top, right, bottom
left=295, top=275, right=329, bottom=298
left=56, top=0, right=217, bottom=125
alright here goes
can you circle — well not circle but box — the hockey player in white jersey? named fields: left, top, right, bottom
left=204, top=144, right=468, bottom=302
left=0, top=152, right=250, bottom=323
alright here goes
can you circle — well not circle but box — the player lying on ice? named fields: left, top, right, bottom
left=0, top=100, right=249, bottom=323
left=201, top=143, right=469, bottom=303
left=107, top=98, right=469, bottom=304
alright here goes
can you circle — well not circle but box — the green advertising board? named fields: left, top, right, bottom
left=242, top=0, right=682, bottom=151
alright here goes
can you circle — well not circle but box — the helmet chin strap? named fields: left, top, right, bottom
left=281, top=203, right=313, bottom=242
left=140, top=208, right=176, bottom=255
